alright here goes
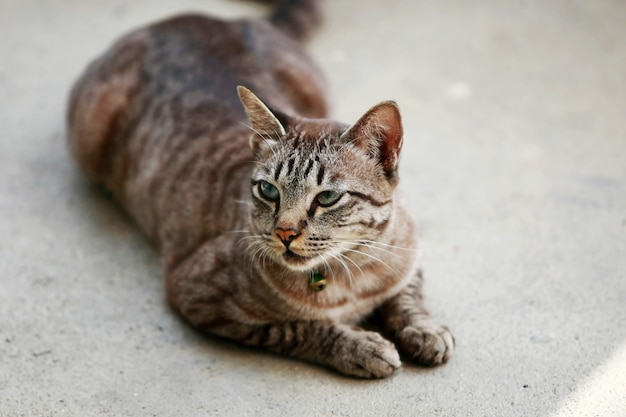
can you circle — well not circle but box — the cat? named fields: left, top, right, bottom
left=67, top=0, right=454, bottom=378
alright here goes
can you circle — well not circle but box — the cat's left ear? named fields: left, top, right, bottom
left=341, top=101, right=404, bottom=177
left=237, top=86, right=286, bottom=155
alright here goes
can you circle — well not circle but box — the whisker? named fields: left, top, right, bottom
left=320, top=256, right=334, bottom=285
left=353, top=243, right=404, bottom=258
left=355, top=239, right=417, bottom=252
left=334, top=239, right=415, bottom=253
left=233, top=199, right=252, bottom=206
left=333, top=239, right=413, bottom=259
left=327, top=250, right=353, bottom=287
left=245, top=159, right=267, bottom=167
left=341, top=252, right=365, bottom=280
left=334, top=249, right=366, bottom=284
left=238, top=121, right=280, bottom=159
left=239, top=234, right=277, bottom=273
left=340, top=246, right=399, bottom=277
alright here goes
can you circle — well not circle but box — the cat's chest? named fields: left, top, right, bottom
left=312, top=276, right=408, bottom=322
left=261, top=266, right=413, bottom=323
left=309, top=290, right=388, bottom=323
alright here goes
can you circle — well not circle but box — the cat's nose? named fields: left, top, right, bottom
left=275, top=227, right=300, bottom=246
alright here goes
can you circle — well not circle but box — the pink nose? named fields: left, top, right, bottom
left=275, top=228, right=300, bottom=243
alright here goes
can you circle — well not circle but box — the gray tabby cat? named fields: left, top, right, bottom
left=67, top=0, right=454, bottom=378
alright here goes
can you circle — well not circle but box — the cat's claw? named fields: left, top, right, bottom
left=336, top=330, right=401, bottom=379
left=395, top=321, right=454, bottom=367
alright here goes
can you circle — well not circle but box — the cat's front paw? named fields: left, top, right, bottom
left=395, top=321, right=454, bottom=367
left=334, top=329, right=401, bottom=379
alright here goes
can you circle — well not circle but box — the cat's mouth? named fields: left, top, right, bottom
left=280, top=249, right=315, bottom=269
left=282, top=249, right=310, bottom=262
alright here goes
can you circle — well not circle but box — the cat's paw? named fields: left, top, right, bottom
left=335, top=329, right=401, bottom=379
left=395, top=321, right=454, bottom=367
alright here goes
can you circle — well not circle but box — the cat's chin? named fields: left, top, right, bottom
left=278, top=250, right=319, bottom=272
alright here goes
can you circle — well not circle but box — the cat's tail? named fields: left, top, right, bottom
left=268, top=0, right=322, bottom=42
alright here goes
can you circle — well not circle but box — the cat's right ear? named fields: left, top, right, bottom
left=341, top=100, right=404, bottom=179
left=237, top=86, right=286, bottom=155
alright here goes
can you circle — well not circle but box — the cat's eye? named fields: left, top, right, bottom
left=316, top=190, right=342, bottom=207
left=258, top=180, right=280, bottom=201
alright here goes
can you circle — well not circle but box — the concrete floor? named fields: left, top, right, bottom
left=1, top=0, right=625, bottom=415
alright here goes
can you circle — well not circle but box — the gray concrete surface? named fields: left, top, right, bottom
left=1, top=0, right=625, bottom=415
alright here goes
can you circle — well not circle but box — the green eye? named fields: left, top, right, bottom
left=316, top=190, right=342, bottom=207
left=258, top=180, right=280, bottom=201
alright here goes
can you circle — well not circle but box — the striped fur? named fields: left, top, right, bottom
left=67, top=2, right=453, bottom=378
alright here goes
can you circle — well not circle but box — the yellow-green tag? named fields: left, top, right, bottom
left=309, top=271, right=327, bottom=291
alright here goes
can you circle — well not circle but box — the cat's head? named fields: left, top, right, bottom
left=238, top=86, right=404, bottom=272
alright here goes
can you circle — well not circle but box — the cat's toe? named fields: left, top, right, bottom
left=337, top=331, right=401, bottom=379
left=396, top=322, right=454, bottom=367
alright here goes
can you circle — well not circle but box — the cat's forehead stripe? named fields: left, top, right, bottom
left=292, top=133, right=301, bottom=149
left=274, top=160, right=284, bottom=180
left=286, top=157, right=296, bottom=177
left=316, top=163, right=325, bottom=185
left=303, top=158, right=314, bottom=178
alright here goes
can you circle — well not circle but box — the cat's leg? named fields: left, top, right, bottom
left=209, top=320, right=401, bottom=379
left=380, top=270, right=455, bottom=366
left=165, top=238, right=400, bottom=378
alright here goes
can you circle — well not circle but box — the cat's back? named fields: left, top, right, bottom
left=68, top=12, right=327, bottom=183
left=139, top=14, right=319, bottom=119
